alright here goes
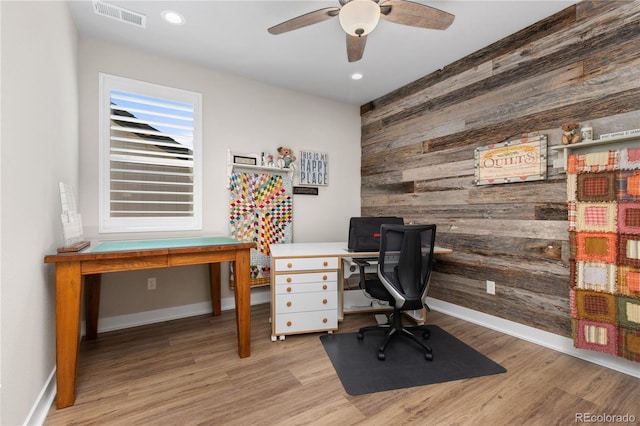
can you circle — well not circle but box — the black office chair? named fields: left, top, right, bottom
left=356, top=224, right=437, bottom=361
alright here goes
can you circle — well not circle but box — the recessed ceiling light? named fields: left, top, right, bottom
left=161, top=10, right=185, bottom=25
left=351, top=72, right=363, bottom=80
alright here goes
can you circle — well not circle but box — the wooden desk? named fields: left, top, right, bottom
left=44, top=237, right=254, bottom=409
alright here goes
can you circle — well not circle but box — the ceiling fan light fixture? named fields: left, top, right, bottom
left=339, top=0, right=380, bottom=37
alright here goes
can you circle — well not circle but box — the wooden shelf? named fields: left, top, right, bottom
left=230, top=162, right=293, bottom=175
left=226, top=149, right=294, bottom=181
left=550, top=134, right=640, bottom=172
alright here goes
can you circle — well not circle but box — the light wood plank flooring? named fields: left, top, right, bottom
left=45, top=303, right=639, bottom=425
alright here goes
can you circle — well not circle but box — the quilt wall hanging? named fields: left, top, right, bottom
left=229, top=170, right=293, bottom=287
left=567, top=147, right=640, bottom=362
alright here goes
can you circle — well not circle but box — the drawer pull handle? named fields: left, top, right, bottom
left=322, top=284, right=327, bottom=290
left=287, top=321, right=292, bottom=327
left=322, top=318, right=328, bottom=323
left=322, top=299, right=328, bottom=304
left=323, top=261, right=328, bottom=267
left=322, top=275, right=327, bottom=280
left=286, top=277, right=292, bottom=283
left=287, top=301, right=292, bottom=307
left=286, top=287, right=292, bottom=292
left=287, top=262, right=293, bottom=268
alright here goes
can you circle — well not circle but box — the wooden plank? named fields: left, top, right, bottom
left=361, top=5, right=577, bottom=117
left=81, top=255, right=169, bottom=274
left=55, top=261, right=82, bottom=408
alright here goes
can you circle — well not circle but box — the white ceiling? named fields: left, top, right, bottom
left=67, top=0, right=580, bottom=105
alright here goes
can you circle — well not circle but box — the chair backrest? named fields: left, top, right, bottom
left=377, top=224, right=437, bottom=309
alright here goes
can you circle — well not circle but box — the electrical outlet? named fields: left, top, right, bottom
left=486, top=280, right=495, bottom=295
left=147, top=277, right=157, bottom=290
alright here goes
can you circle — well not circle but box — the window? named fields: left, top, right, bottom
left=99, top=73, right=202, bottom=233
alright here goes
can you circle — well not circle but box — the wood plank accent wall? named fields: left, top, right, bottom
left=359, top=1, right=640, bottom=337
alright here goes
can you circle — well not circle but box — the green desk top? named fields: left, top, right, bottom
left=91, top=237, right=242, bottom=253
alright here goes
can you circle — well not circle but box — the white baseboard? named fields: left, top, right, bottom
left=23, top=369, right=56, bottom=426
left=426, top=297, right=640, bottom=379
left=94, top=288, right=271, bottom=334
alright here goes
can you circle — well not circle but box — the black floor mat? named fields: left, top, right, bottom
left=320, top=326, right=506, bottom=395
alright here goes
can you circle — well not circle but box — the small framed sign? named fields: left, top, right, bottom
left=299, top=150, right=328, bottom=186
left=474, top=135, right=547, bottom=185
left=233, top=155, right=257, bottom=166
left=293, top=186, right=319, bottom=195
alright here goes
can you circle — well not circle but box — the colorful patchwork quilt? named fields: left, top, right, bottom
left=568, top=147, right=640, bottom=361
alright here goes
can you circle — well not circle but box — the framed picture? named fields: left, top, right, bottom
left=299, top=150, right=328, bottom=186
left=233, top=155, right=257, bottom=166
left=474, top=135, right=547, bottom=185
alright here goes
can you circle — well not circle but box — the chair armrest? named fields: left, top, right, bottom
left=352, top=258, right=372, bottom=290
left=352, top=258, right=371, bottom=267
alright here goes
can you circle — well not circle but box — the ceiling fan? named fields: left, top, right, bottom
left=267, top=0, right=455, bottom=62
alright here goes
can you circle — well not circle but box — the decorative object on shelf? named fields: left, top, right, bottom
left=264, top=153, right=275, bottom=168
left=599, top=128, right=640, bottom=141
left=233, top=155, right=258, bottom=166
left=474, top=134, right=547, bottom=185
left=229, top=169, right=293, bottom=288
left=580, top=125, right=593, bottom=142
left=277, top=146, right=297, bottom=170
left=567, top=146, right=640, bottom=362
left=562, top=122, right=582, bottom=145
left=299, top=150, right=329, bottom=186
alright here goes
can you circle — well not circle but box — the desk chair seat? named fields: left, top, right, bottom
left=355, top=224, right=436, bottom=361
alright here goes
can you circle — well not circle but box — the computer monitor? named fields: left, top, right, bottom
left=347, top=216, right=404, bottom=252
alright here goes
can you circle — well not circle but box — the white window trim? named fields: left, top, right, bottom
left=98, top=73, right=203, bottom=233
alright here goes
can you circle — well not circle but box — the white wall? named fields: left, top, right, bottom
left=0, top=2, right=79, bottom=425
left=77, top=37, right=362, bottom=320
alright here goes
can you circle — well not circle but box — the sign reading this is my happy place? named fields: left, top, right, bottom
left=299, top=150, right=328, bottom=186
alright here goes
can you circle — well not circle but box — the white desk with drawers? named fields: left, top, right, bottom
left=269, top=242, right=451, bottom=341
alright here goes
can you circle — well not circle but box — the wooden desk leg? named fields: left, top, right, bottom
left=55, top=261, right=82, bottom=409
left=84, top=274, right=101, bottom=340
left=233, top=249, right=251, bottom=358
left=209, top=263, right=221, bottom=317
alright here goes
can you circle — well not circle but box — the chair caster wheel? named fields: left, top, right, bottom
left=378, top=351, right=386, bottom=361
left=356, top=332, right=364, bottom=340
left=425, top=352, right=433, bottom=361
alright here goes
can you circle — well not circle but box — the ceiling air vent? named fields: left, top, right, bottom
left=92, top=1, right=146, bottom=28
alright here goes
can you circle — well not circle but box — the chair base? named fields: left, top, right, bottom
left=357, top=309, right=433, bottom=361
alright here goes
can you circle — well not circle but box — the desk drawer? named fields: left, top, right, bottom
left=274, top=310, right=337, bottom=334
left=274, top=257, right=338, bottom=272
left=275, top=271, right=337, bottom=286
left=276, top=280, right=336, bottom=295
left=275, top=292, right=337, bottom=313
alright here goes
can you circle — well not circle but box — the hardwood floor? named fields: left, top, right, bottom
left=45, top=303, right=639, bottom=425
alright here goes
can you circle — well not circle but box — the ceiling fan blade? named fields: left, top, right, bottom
left=346, top=34, right=367, bottom=62
left=380, top=0, right=454, bottom=30
left=268, top=7, right=340, bottom=35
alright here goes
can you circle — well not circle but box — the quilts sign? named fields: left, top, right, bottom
left=474, top=135, right=547, bottom=185
left=299, top=150, right=328, bottom=186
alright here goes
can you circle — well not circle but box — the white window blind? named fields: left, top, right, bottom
left=99, top=74, right=202, bottom=232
